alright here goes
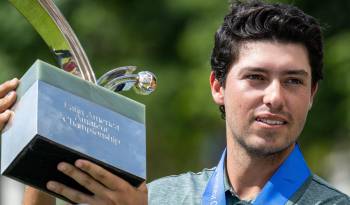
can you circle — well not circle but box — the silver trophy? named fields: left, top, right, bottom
left=1, top=0, right=156, bottom=203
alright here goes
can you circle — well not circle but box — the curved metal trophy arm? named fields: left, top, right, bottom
left=97, top=66, right=157, bottom=95
left=9, top=0, right=97, bottom=83
left=97, top=66, right=138, bottom=89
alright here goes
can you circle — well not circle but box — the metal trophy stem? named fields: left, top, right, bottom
left=9, top=0, right=96, bottom=83
left=9, top=0, right=157, bottom=95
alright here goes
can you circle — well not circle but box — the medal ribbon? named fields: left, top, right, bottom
left=202, top=148, right=227, bottom=205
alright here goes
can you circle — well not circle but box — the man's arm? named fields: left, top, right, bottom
left=23, top=187, right=55, bottom=205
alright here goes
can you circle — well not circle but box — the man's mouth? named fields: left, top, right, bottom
left=255, top=117, right=287, bottom=126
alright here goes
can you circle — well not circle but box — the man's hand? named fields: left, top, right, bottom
left=0, top=78, right=19, bottom=131
left=47, top=159, right=148, bottom=205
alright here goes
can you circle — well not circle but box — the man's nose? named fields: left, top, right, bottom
left=263, top=80, right=285, bottom=111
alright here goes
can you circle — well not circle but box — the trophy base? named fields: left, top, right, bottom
left=4, top=136, right=142, bottom=202
left=1, top=60, right=146, bottom=203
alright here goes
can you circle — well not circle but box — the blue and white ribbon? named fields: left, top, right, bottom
left=202, top=149, right=227, bottom=205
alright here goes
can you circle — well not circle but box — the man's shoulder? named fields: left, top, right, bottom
left=291, top=174, right=350, bottom=205
left=148, top=167, right=215, bottom=188
left=310, top=174, right=350, bottom=200
left=147, top=167, right=215, bottom=205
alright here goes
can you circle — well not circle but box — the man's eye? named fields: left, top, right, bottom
left=286, top=78, right=303, bottom=85
left=247, top=74, right=264, bottom=80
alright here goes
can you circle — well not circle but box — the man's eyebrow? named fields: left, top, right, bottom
left=240, top=67, right=309, bottom=76
left=282, top=69, right=309, bottom=77
left=239, top=67, right=268, bottom=74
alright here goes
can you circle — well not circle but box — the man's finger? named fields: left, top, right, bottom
left=75, top=159, right=130, bottom=191
left=56, top=162, right=108, bottom=195
left=46, top=181, right=91, bottom=204
left=0, top=78, right=19, bottom=98
left=0, top=91, right=17, bottom=112
left=138, top=182, right=147, bottom=192
left=0, top=110, right=13, bottom=131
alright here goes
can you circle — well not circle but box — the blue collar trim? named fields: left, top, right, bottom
left=202, top=144, right=311, bottom=205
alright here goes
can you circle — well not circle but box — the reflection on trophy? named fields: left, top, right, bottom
left=0, top=0, right=156, bottom=203
left=97, top=66, right=157, bottom=95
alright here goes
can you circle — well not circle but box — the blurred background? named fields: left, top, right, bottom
left=0, top=0, right=349, bottom=204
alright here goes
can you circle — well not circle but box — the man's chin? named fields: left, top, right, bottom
left=239, top=141, right=294, bottom=158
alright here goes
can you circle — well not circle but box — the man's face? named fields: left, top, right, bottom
left=211, top=41, right=318, bottom=156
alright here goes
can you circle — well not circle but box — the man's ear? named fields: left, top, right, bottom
left=309, top=83, right=318, bottom=110
left=210, top=71, right=225, bottom=105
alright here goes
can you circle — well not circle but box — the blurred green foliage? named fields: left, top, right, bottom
left=0, top=0, right=349, bottom=181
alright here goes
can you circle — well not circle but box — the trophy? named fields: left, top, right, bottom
left=0, top=0, right=156, bottom=203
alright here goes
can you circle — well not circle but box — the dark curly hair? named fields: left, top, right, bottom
left=211, top=0, right=324, bottom=119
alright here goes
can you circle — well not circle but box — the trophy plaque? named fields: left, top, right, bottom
left=0, top=0, right=156, bottom=203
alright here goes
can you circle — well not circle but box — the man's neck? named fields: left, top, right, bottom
left=226, top=137, right=294, bottom=201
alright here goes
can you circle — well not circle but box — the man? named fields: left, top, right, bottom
left=0, top=0, right=349, bottom=204
left=148, top=1, right=350, bottom=204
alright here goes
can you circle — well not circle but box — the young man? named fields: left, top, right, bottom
left=0, top=1, right=349, bottom=205
left=148, top=1, right=350, bottom=204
